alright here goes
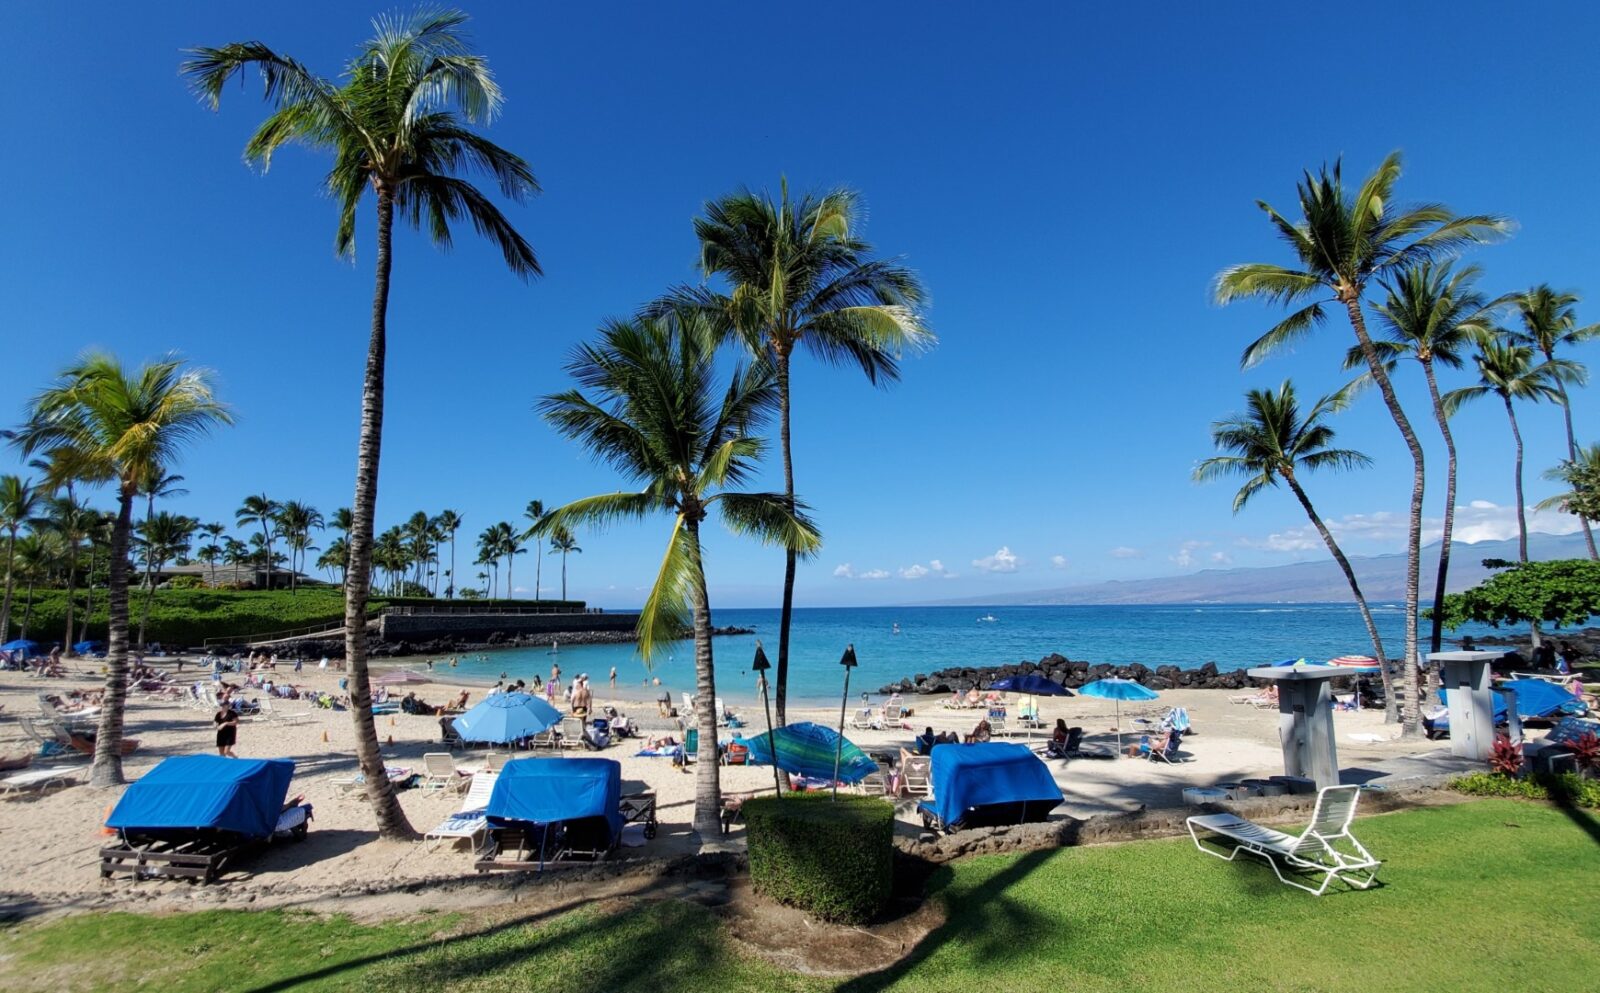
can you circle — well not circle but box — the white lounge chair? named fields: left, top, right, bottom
left=423, top=771, right=498, bottom=850
left=1186, top=784, right=1381, bottom=896
left=421, top=752, right=461, bottom=792
left=259, top=696, right=311, bottom=723
left=1, top=766, right=80, bottom=795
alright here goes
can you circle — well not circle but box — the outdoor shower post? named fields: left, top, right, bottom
left=1427, top=651, right=1506, bottom=761
left=1246, top=665, right=1344, bottom=789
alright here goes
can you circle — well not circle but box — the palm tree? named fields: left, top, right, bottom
left=1350, top=262, right=1496, bottom=653
left=520, top=500, right=545, bottom=600
left=48, top=494, right=93, bottom=656
left=1444, top=336, right=1578, bottom=565
left=83, top=510, right=115, bottom=621
left=10, top=531, right=62, bottom=640
left=137, top=472, right=187, bottom=615
left=1195, top=381, right=1396, bottom=719
left=402, top=511, right=434, bottom=591
left=1214, top=152, right=1507, bottom=735
left=317, top=536, right=351, bottom=584
left=664, top=182, right=931, bottom=724
left=236, top=494, right=280, bottom=589
left=276, top=501, right=324, bottom=594
left=136, top=512, right=198, bottom=647
left=548, top=527, right=582, bottom=600
left=198, top=522, right=227, bottom=584
left=436, top=509, right=462, bottom=597
left=0, top=476, right=42, bottom=643
left=331, top=507, right=353, bottom=539
left=536, top=310, right=821, bottom=836
left=14, top=353, right=231, bottom=786
left=471, top=527, right=496, bottom=598
left=495, top=522, right=523, bottom=601
left=1539, top=443, right=1600, bottom=526
left=1506, top=285, right=1599, bottom=559
left=187, top=10, right=539, bottom=839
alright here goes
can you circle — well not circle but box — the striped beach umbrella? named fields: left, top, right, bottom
left=742, top=721, right=878, bottom=785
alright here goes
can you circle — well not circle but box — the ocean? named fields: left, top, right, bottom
left=402, top=603, right=1514, bottom=707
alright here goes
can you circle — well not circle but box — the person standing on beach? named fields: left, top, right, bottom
left=609, top=666, right=617, bottom=693
left=572, top=675, right=592, bottom=722
left=213, top=702, right=239, bottom=758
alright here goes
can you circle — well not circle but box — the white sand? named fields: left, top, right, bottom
left=0, top=663, right=1437, bottom=900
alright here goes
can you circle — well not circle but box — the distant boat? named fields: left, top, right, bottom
left=977, top=614, right=997, bottom=623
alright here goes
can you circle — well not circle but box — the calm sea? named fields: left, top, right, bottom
left=404, top=603, right=1511, bottom=707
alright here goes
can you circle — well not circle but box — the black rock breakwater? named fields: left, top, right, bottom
left=877, top=652, right=1257, bottom=696
left=213, top=625, right=755, bottom=660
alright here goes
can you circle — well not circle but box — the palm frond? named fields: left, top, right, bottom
left=635, top=517, right=694, bottom=662
left=711, top=492, right=823, bottom=557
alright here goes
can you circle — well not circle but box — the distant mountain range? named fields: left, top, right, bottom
left=931, top=532, right=1590, bottom=606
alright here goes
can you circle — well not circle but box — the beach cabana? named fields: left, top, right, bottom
left=100, top=755, right=310, bottom=883
left=918, top=742, right=1063, bottom=833
left=474, top=757, right=639, bottom=871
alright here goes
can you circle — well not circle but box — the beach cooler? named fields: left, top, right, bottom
left=918, top=742, right=1063, bottom=833
left=101, top=755, right=311, bottom=883
left=474, top=757, right=634, bottom=871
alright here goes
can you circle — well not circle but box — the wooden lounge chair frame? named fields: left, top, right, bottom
left=1186, top=784, right=1380, bottom=896
left=99, top=818, right=310, bottom=885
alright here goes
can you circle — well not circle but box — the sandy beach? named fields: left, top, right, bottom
left=0, top=660, right=1457, bottom=903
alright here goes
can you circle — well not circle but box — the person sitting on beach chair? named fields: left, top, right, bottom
left=965, top=719, right=993, bottom=744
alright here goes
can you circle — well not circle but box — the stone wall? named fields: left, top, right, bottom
left=879, top=651, right=1260, bottom=695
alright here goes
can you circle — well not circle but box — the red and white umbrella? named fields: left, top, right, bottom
left=1328, top=656, right=1379, bottom=708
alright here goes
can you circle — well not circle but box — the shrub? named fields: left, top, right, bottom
left=744, top=793, right=894, bottom=924
left=166, top=575, right=205, bottom=590
left=1488, top=734, right=1524, bottom=777
left=1450, top=772, right=1600, bottom=808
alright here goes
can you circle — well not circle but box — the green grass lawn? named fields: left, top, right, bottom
left=3, top=799, right=1596, bottom=993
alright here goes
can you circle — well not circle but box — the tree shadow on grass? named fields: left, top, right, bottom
left=1547, top=782, right=1600, bottom=848
left=835, top=849, right=1058, bottom=993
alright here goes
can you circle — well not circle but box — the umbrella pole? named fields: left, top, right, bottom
left=834, top=665, right=852, bottom=801
left=1116, top=700, right=1122, bottom=755
left=758, top=672, right=783, bottom=798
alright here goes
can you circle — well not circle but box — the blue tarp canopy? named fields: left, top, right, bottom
left=921, top=742, right=1062, bottom=827
left=989, top=673, right=1074, bottom=696
left=486, top=757, right=622, bottom=841
left=1434, top=682, right=1586, bottom=723
left=72, top=640, right=103, bottom=654
left=1, top=639, right=39, bottom=653
left=106, top=755, right=295, bottom=838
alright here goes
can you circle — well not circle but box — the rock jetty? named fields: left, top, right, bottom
left=877, top=652, right=1256, bottom=696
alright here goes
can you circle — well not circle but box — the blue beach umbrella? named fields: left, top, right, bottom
left=1078, top=678, right=1161, bottom=751
left=743, top=721, right=879, bottom=784
left=1, top=639, right=40, bottom=656
left=989, top=674, right=1075, bottom=696
left=451, top=692, right=563, bottom=744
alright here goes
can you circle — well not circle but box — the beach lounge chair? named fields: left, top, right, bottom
left=1, top=765, right=80, bottom=796
left=558, top=717, right=585, bottom=750
left=902, top=756, right=933, bottom=796
left=423, top=770, right=498, bottom=850
left=421, top=752, right=461, bottom=792
left=258, top=696, right=311, bottom=724
left=1147, top=731, right=1188, bottom=764
left=917, top=743, right=1063, bottom=833
left=1186, top=784, right=1380, bottom=896
left=474, top=758, right=628, bottom=871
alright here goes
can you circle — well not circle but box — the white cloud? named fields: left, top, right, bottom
left=1448, top=500, right=1581, bottom=544
left=860, top=568, right=891, bottom=580
left=929, top=559, right=945, bottom=572
left=1169, top=540, right=1213, bottom=569
left=832, top=563, right=855, bottom=579
left=1239, top=500, right=1584, bottom=553
left=1109, top=546, right=1144, bottom=559
left=900, top=558, right=956, bottom=580
left=1210, top=551, right=1232, bottom=565
left=1238, top=529, right=1321, bottom=553
left=899, top=564, right=929, bottom=580
left=972, top=546, right=1019, bottom=573
left=1051, top=554, right=1068, bottom=570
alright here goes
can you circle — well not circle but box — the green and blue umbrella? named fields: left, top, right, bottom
left=742, top=721, right=878, bottom=784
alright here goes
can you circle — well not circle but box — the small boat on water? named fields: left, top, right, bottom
left=977, top=614, right=997, bottom=623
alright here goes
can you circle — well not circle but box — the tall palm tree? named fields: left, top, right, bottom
left=1506, top=285, right=1599, bottom=559
left=187, top=9, right=539, bottom=839
left=495, top=522, right=522, bottom=601
left=136, top=512, right=198, bottom=647
left=83, top=510, right=115, bottom=621
left=536, top=310, right=821, bottom=835
left=1444, top=336, right=1577, bottom=565
left=10, top=531, right=61, bottom=640
left=664, top=182, right=931, bottom=724
left=1195, top=381, right=1395, bottom=719
left=1215, top=152, right=1507, bottom=735
left=137, top=472, right=187, bottom=614
left=548, top=527, right=582, bottom=600
left=475, top=526, right=501, bottom=599
left=198, top=522, right=227, bottom=584
left=436, top=509, right=462, bottom=597
left=275, top=501, right=324, bottom=594
left=331, top=507, right=354, bottom=539
left=1349, top=262, right=1496, bottom=653
left=0, top=476, right=42, bottom=643
left=236, top=494, right=280, bottom=589
left=521, top=500, right=545, bottom=600
left=318, top=536, right=351, bottom=584
left=402, top=511, right=434, bottom=591
left=15, top=353, right=231, bottom=787
left=48, top=494, right=93, bottom=656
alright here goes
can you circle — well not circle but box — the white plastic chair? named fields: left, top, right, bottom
left=1186, top=784, right=1380, bottom=896
left=421, top=752, right=459, bottom=792
left=423, top=771, right=498, bottom=850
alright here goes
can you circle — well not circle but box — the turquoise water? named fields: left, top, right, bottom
left=405, top=603, right=1510, bottom=706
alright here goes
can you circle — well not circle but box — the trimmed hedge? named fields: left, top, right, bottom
left=1450, top=772, right=1600, bottom=808
left=14, top=588, right=367, bottom=647
left=743, top=793, right=894, bottom=924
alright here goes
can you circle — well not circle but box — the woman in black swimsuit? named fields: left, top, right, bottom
left=214, top=703, right=239, bottom=757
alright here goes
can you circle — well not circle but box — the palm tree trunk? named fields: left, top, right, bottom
left=449, top=534, right=456, bottom=598
left=90, top=488, right=136, bottom=788
left=137, top=559, right=156, bottom=650
left=20, top=579, right=35, bottom=638
left=63, top=550, right=78, bottom=657
left=1553, top=379, right=1598, bottom=560
left=1343, top=297, right=1424, bottom=736
left=343, top=184, right=415, bottom=839
left=1286, top=475, right=1395, bottom=720
left=1421, top=360, right=1458, bottom=656
left=262, top=524, right=273, bottom=591
left=684, top=517, right=722, bottom=837
left=507, top=552, right=514, bottom=602
left=561, top=552, right=568, bottom=600
left=0, top=529, right=17, bottom=644
left=1503, top=394, right=1541, bottom=651
left=774, top=348, right=797, bottom=727
left=534, top=538, right=542, bottom=601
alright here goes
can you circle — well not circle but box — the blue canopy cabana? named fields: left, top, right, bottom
left=106, top=755, right=295, bottom=839
left=918, top=742, right=1062, bottom=832
left=487, top=757, right=623, bottom=840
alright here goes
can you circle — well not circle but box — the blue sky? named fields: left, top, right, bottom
left=3, top=2, right=1598, bottom=608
